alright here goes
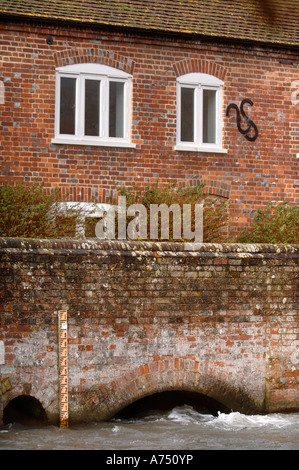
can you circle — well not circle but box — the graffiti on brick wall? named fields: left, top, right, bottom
left=226, top=99, right=258, bottom=142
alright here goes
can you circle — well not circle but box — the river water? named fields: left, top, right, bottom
left=1, top=406, right=298, bottom=451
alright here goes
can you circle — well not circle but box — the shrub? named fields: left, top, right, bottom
left=236, top=201, right=299, bottom=244
left=111, top=180, right=230, bottom=243
left=0, top=180, right=91, bottom=239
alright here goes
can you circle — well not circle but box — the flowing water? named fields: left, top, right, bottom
left=1, top=406, right=298, bottom=451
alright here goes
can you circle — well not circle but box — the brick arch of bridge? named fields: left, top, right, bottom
left=1, top=377, right=58, bottom=426
left=0, top=386, right=58, bottom=426
left=1, top=356, right=255, bottom=425
left=82, top=357, right=260, bottom=422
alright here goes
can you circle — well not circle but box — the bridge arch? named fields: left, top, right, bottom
left=114, top=390, right=231, bottom=419
left=3, top=395, right=48, bottom=426
left=1, top=379, right=58, bottom=426
left=82, top=358, right=263, bottom=423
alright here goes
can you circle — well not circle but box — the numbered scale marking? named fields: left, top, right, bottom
left=58, top=310, right=69, bottom=428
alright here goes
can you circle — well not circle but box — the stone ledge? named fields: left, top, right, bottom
left=0, top=237, right=298, bottom=258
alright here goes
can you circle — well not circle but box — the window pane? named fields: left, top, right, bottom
left=85, top=79, right=100, bottom=136
left=180, top=87, right=194, bottom=142
left=60, top=77, right=76, bottom=135
left=203, top=89, right=216, bottom=144
left=109, top=82, right=124, bottom=138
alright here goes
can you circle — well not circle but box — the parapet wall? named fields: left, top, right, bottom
left=0, top=238, right=298, bottom=424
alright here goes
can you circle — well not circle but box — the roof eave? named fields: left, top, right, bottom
left=1, top=12, right=298, bottom=51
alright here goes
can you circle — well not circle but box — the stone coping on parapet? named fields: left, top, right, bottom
left=0, top=237, right=298, bottom=259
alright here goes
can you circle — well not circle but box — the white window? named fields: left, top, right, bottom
left=52, top=63, right=135, bottom=147
left=176, top=73, right=226, bottom=153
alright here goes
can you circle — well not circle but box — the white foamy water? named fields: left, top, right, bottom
left=0, top=406, right=298, bottom=450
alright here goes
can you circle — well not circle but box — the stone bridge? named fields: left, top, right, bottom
left=0, top=238, right=298, bottom=426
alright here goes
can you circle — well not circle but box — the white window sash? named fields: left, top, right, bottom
left=80, top=74, right=102, bottom=140
left=55, top=71, right=79, bottom=139
left=176, top=73, right=227, bottom=153
left=107, top=77, right=128, bottom=141
left=52, top=65, right=135, bottom=148
left=176, top=82, right=196, bottom=146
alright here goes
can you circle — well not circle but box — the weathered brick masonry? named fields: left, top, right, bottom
left=0, top=18, right=298, bottom=235
left=0, top=238, right=298, bottom=424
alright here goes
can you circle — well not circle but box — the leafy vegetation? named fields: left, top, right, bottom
left=0, top=180, right=90, bottom=239
left=0, top=180, right=297, bottom=244
left=235, top=201, right=299, bottom=244
left=111, top=180, right=229, bottom=243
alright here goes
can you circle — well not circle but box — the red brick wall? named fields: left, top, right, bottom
left=0, top=20, right=298, bottom=236
left=0, top=239, right=298, bottom=424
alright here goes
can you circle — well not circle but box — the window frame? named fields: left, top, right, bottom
left=175, top=72, right=227, bottom=153
left=52, top=63, right=135, bottom=148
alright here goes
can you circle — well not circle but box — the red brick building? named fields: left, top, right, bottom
left=0, top=0, right=298, bottom=236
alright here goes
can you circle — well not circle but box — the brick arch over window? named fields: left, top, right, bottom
left=93, top=357, right=259, bottom=420
left=77, top=179, right=231, bottom=204
left=53, top=47, right=135, bottom=75
left=173, top=59, right=227, bottom=81
left=180, top=178, right=231, bottom=199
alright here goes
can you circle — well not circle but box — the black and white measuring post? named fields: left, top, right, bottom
left=58, top=310, right=69, bottom=428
